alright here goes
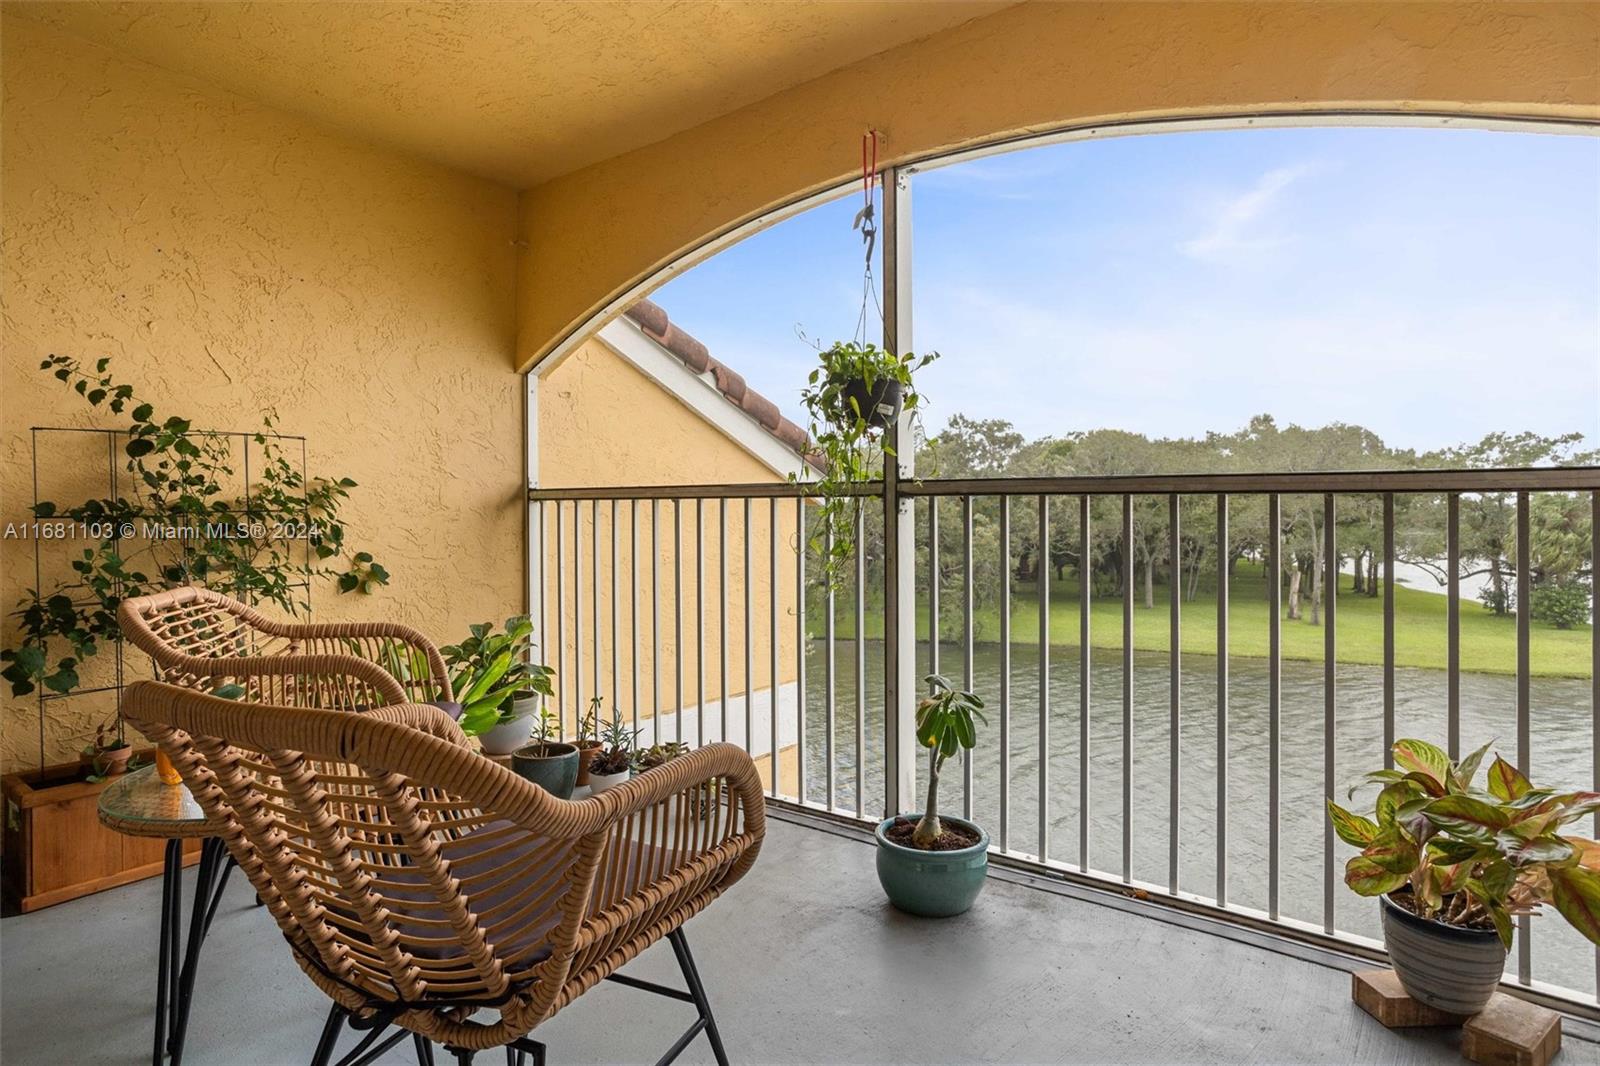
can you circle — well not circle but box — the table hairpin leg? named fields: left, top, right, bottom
left=152, top=837, right=234, bottom=1066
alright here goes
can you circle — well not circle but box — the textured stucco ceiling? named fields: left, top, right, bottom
left=9, top=0, right=1011, bottom=188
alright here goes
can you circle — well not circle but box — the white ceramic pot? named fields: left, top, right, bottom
left=587, top=769, right=631, bottom=794
left=479, top=704, right=536, bottom=756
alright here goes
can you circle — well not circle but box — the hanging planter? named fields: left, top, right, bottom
left=797, top=341, right=935, bottom=590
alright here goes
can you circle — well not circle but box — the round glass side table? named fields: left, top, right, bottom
left=99, top=766, right=229, bottom=1066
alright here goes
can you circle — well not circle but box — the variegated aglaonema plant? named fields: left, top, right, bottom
left=1328, top=738, right=1600, bottom=950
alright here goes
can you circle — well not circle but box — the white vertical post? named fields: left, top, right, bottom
left=525, top=372, right=543, bottom=660
left=881, top=165, right=917, bottom=817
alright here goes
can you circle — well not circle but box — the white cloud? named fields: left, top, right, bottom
left=1180, top=164, right=1314, bottom=263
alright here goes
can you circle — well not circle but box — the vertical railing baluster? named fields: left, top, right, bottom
left=999, top=495, right=1012, bottom=852
left=696, top=499, right=705, bottom=747
left=674, top=500, right=683, bottom=745
left=963, top=496, right=975, bottom=821
left=1038, top=494, right=1050, bottom=862
left=825, top=520, right=837, bottom=811
left=555, top=501, right=566, bottom=741
left=611, top=500, right=620, bottom=719
left=770, top=497, right=781, bottom=798
left=796, top=495, right=807, bottom=805
left=1517, top=490, right=1532, bottom=984
left=720, top=499, right=729, bottom=744
left=631, top=500, right=640, bottom=737
left=1383, top=492, right=1395, bottom=770
left=1592, top=490, right=1598, bottom=1002
left=1121, top=494, right=1133, bottom=884
left=651, top=500, right=660, bottom=744
left=1080, top=494, right=1091, bottom=872
left=1268, top=493, right=1281, bottom=920
left=591, top=500, right=600, bottom=718
left=1169, top=494, right=1181, bottom=895
left=745, top=498, right=755, bottom=759
left=854, top=502, right=867, bottom=819
left=574, top=499, right=584, bottom=731
left=537, top=500, right=547, bottom=696
left=1447, top=491, right=1460, bottom=760
left=1323, top=493, right=1336, bottom=935
left=1216, top=494, right=1229, bottom=907
left=930, top=497, right=941, bottom=679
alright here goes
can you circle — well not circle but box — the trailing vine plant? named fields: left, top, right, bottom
left=1, top=354, right=388, bottom=700
left=795, top=340, right=936, bottom=591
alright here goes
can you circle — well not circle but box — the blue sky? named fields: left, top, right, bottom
left=651, top=126, right=1600, bottom=455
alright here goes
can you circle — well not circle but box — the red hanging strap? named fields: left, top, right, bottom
left=862, top=129, right=879, bottom=206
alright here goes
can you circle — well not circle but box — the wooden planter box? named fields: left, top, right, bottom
left=3, top=756, right=201, bottom=912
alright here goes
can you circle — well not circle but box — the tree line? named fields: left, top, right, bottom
left=879, top=415, right=1597, bottom=632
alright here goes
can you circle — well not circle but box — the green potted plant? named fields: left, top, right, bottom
left=1329, top=738, right=1600, bottom=1015
left=633, top=740, right=690, bottom=773
left=574, top=697, right=604, bottom=786
left=440, top=617, right=555, bottom=756
left=588, top=712, right=639, bottom=795
left=875, top=674, right=988, bottom=917
left=796, top=341, right=936, bottom=589
left=511, top=707, right=579, bottom=798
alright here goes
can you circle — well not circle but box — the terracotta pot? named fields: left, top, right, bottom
left=1380, top=893, right=1506, bottom=1015
left=83, top=746, right=133, bottom=777
left=575, top=741, right=601, bottom=786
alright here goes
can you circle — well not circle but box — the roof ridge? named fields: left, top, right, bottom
left=623, top=298, right=822, bottom=471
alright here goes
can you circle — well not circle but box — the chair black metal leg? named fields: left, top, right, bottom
left=447, top=1048, right=474, bottom=1066
left=414, top=1033, right=435, bottom=1066
left=669, top=929, right=729, bottom=1066
left=310, top=1004, right=348, bottom=1066
left=152, top=840, right=182, bottom=1066
left=170, top=837, right=225, bottom=1064
left=201, top=851, right=235, bottom=937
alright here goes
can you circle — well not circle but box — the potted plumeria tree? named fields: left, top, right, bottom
left=795, top=341, right=936, bottom=591
left=875, top=674, right=988, bottom=917
left=1329, top=738, right=1600, bottom=1015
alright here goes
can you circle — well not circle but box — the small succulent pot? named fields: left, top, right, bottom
left=839, top=375, right=902, bottom=429
left=83, top=745, right=133, bottom=778
left=874, top=814, right=990, bottom=918
left=512, top=742, right=579, bottom=799
left=1380, top=893, right=1506, bottom=1015
left=586, top=768, right=631, bottom=795
left=575, top=741, right=602, bottom=786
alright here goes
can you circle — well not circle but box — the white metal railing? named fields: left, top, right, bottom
left=531, top=466, right=1600, bottom=1014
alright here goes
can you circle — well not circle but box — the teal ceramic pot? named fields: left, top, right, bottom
left=511, top=742, right=579, bottom=798
left=875, top=814, right=990, bottom=917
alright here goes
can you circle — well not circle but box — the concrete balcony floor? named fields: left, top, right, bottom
left=4, top=814, right=1599, bottom=1065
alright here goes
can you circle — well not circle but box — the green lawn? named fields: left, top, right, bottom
left=817, top=563, right=1594, bottom=679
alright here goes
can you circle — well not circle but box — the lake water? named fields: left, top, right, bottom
left=798, top=638, right=1599, bottom=998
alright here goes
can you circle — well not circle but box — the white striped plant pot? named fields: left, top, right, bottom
left=1380, top=893, right=1506, bottom=1016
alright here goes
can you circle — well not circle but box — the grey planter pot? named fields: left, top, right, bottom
left=874, top=814, right=989, bottom=917
left=1380, top=893, right=1506, bottom=1015
left=512, top=742, right=579, bottom=799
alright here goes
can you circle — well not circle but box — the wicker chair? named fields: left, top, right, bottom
left=117, top=586, right=454, bottom=712
left=120, top=680, right=765, bottom=1066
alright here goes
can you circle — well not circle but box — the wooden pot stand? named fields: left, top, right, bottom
left=1354, top=970, right=1562, bottom=1066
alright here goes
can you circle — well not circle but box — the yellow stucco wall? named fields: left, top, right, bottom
left=537, top=338, right=803, bottom=765
left=1, top=16, right=524, bottom=773
left=515, top=0, right=1600, bottom=370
